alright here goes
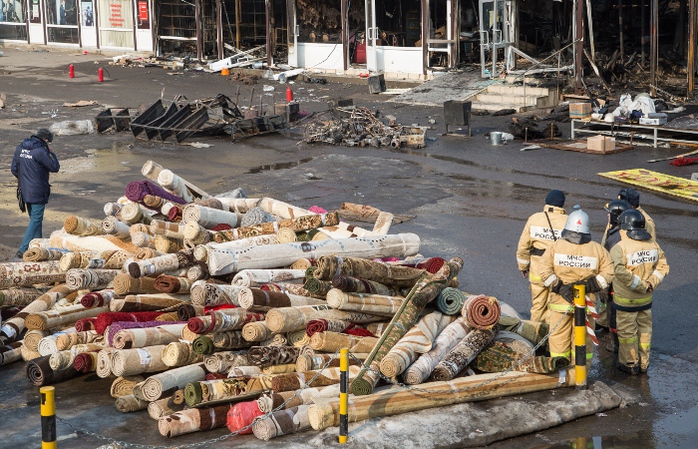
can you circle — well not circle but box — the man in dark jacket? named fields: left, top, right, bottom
left=11, top=128, right=60, bottom=259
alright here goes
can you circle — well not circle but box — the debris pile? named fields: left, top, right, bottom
left=0, top=160, right=575, bottom=444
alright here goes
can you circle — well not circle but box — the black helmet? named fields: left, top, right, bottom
left=618, top=188, right=640, bottom=208
left=604, top=200, right=632, bottom=227
left=36, top=128, right=54, bottom=143
left=619, top=209, right=652, bottom=241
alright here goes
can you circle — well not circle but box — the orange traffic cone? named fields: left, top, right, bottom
left=221, top=68, right=230, bottom=76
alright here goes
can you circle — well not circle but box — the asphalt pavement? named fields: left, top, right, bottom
left=1, top=45, right=697, bottom=449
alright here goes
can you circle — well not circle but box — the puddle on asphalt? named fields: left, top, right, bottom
left=247, top=157, right=315, bottom=174
left=532, top=433, right=657, bottom=448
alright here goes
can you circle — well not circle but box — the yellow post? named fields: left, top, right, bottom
left=573, top=284, right=587, bottom=390
left=40, top=386, right=57, bottom=449
left=338, top=348, right=349, bottom=444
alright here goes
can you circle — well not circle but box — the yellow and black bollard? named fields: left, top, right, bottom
left=338, top=348, right=349, bottom=444
left=40, top=386, right=57, bottom=449
left=573, top=284, right=588, bottom=390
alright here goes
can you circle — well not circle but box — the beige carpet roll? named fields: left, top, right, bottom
left=404, top=317, right=471, bottom=385
left=157, top=169, right=194, bottom=203
left=110, top=375, right=146, bottom=398
left=1, top=284, right=73, bottom=344
left=120, top=202, right=153, bottom=225
left=309, top=331, right=379, bottom=354
left=158, top=404, right=232, bottom=437
left=23, top=247, right=66, bottom=262
left=228, top=365, right=262, bottom=377
left=0, top=261, right=66, bottom=289
left=112, top=323, right=186, bottom=349
left=153, top=275, right=192, bottom=294
left=182, top=221, right=212, bottom=245
left=49, top=343, right=105, bottom=370
left=20, top=344, right=42, bottom=361
left=115, top=394, right=149, bottom=412
left=25, top=305, right=109, bottom=331
left=147, top=393, right=187, bottom=419
left=182, top=204, right=239, bottom=228
left=49, top=232, right=139, bottom=255
left=64, top=215, right=104, bottom=236
left=38, top=328, right=76, bottom=356
left=104, top=201, right=123, bottom=217
left=188, top=309, right=265, bottom=334
left=130, top=231, right=153, bottom=248
left=241, top=321, right=274, bottom=342
left=189, top=281, right=243, bottom=307
left=308, top=370, right=576, bottom=430
left=133, top=247, right=160, bottom=259
left=271, top=366, right=360, bottom=392
left=275, top=227, right=297, bottom=243
left=111, top=345, right=169, bottom=376
left=141, top=160, right=163, bottom=180
left=238, top=288, right=325, bottom=311
left=150, top=219, right=185, bottom=239
left=141, top=363, right=207, bottom=401
left=232, top=269, right=307, bottom=288
left=326, top=288, right=405, bottom=317
left=23, top=329, right=51, bottom=352
left=60, top=250, right=129, bottom=271
left=380, top=311, right=455, bottom=378
left=102, top=216, right=131, bottom=239
left=56, top=330, right=103, bottom=350
left=287, top=330, right=310, bottom=347
left=261, top=282, right=318, bottom=298
left=215, top=197, right=259, bottom=214
left=161, top=341, right=205, bottom=367
left=252, top=405, right=311, bottom=440
left=0, top=287, right=43, bottom=307
left=265, top=305, right=382, bottom=334
left=207, top=233, right=421, bottom=276
left=313, top=255, right=424, bottom=288
left=184, top=377, right=262, bottom=407
left=208, top=331, right=252, bottom=351
left=1, top=341, right=25, bottom=366
left=65, top=268, right=121, bottom=291
left=257, top=197, right=313, bottom=219
left=295, top=353, right=365, bottom=372
left=113, top=273, right=158, bottom=295
left=262, top=363, right=297, bottom=374
left=256, top=387, right=323, bottom=414
left=203, top=350, right=249, bottom=373
left=180, top=326, right=198, bottom=343
left=109, top=294, right=187, bottom=312
left=97, top=348, right=118, bottom=378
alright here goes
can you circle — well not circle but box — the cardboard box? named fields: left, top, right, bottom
left=587, top=135, right=616, bottom=153
left=639, top=112, right=667, bottom=126
left=569, top=102, right=592, bottom=119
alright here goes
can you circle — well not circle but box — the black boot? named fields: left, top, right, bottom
left=616, top=361, right=639, bottom=375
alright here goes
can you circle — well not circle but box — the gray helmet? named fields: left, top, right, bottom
left=619, top=209, right=652, bottom=241
left=604, top=199, right=632, bottom=227
left=564, top=205, right=590, bottom=234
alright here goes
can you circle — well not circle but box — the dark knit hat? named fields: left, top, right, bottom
left=545, top=190, right=566, bottom=207
left=618, top=188, right=640, bottom=208
left=36, top=128, right=54, bottom=143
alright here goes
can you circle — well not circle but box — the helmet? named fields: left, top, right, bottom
left=35, top=128, right=54, bottom=143
left=618, top=188, right=640, bottom=208
left=563, top=205, right=590, bottom=234
left=604, top=200, right=632, bottom=226
left=619, top=209, right=651, bottom=241
left=545, top=190, right=565, bottom=208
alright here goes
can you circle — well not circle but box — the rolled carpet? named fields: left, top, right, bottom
left=49, top=343, right=104, bottom=370
left=309, top=331, right=378, bottom=354
left=241, top=321, right=274, bottom=342
left=246, top=345, right=300, bottom=367
left=252, top=405, right=312, bottom=440
left=189, top=282, right=244, bottom=307
left=305, top=319, right=351, bottom=337
left=150, top=219, right=185, bottom=240
left=260, top=282, right=318, bottom=299
left=430, top=327, right=497, bottom=381
left=271, top=366, right=360, bottom=392
left=331, top=274, right=397, bottom=296
left=65, top=268, right=121, bottom=291
left=182, top=204, right=239, bottom=228
left=106, top=320, right=179, bottom=346
left=302, top=278, right=333, bottom=297
left=436, top=287, right=467, bottom=316
left=265, top=305, right=382, bottom=334
left=158, top=403, right=232, bottom=437
left=112, top=323, right=186, bottom=349
left=498, top=315, right=550, bottom=345
left=115, top=394, right=149, bottom=412
left=462, top=294, right=501, bottom=330
left=161, top=341, right=205, bottom=367
left=55, top=329, right=103, bottom=350
left=396, top=256, right=447, bottom=274
left=59, top=250, right=129, bottom=271
left=26, top=354, right=81, bottom=386
left=238, top=288, right=325, bottom=311
left=0, top=288, right=43, bottom=308
left=203, top=350, right=249, bottom=373
left=94, top=311, right=164, bottom=335
left=25, top=304, right=110, bottom=331
left=312, top=255, right=424, bottom=288
left=63, top=215, right=103, bottom=236
left=73, top=350, right=100, bottom=372
left=0, top=341, right=24, bottom=366
left=140, top=363, right=207, bottom=402
left=473, top=340, right=569, bottom=374
left=112, top=273, right=159, bottom=295
left=1, top=284, right=73, bottom=344
left=102, top=216, right=131, bottom=239
left=178, top=303, right=204, bottom=321
left=109, top=294, right=187, bottom=312
left=21, top=344, right=42, bottom=362
left=125, top=179, right=186, bottom=204
left=287, top=329, right=310, bottom=347
left=38, top=328, right=76, bottom=355
left=111, top=345, right=169, bottom=377
left=295, top=353, right=365, bottom=372
left=74, top=317, right=97, bottom=332
left=232, top=269, right=306, bottom=288
left=325, top=288, right=405, bottom=317
left=110, top=375, right=145, bottom=398
left=81, top=289, right=117, bottom=308
left=153, top=275, right=192, bottom=294
left=184, top=377, right=261, bottom=407
left=22, top=247, right=66, bottom=262
left=187, top=310, right=264, bottom=334
left=127, top=248, right=196, bottom=278
left=182, top=222, right=212, bottom=245
left=256, top=387, right=323, bottom=413
left=0, top=261, right=66, bottom=289
left=225, top=400, right=264, bottom=434
left=210, top=331, right=252, bottom=351
left=147, top=393, right=187, bottom=419
left=157, top=169, right=195, bottom=203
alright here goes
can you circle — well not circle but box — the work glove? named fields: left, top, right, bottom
left=584, top=276, right=602, bottom=293
left=551, top=279, right=562, bottom=294
left=557, top=283, right=576, bottom=304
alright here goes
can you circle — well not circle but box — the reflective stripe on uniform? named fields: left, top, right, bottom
left=651, top=270, right=664, bottom=282
left=613, top=295, right=652, bottom=308
left=618, top=336, right=638, bottom=344
left=550, top=349, right=571, bottom=358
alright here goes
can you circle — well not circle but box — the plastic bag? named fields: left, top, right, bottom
left=49, top=120, right=95, bottom=136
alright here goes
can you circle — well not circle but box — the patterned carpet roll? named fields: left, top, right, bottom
left=303, top=277, right=333, bottom=297
left=232, top=269, right=306, bottom=288
left=128, top=248, right=196, bottom=278
left=380, top=311, right=456, bottom=378
left=211, top=330, right=252, bottom=351
left=64, top=215, right=104, bottom=236
left=102, top=216, right=131, bottom=239
left=21, top=344, right=42, bottom=361
left=260, top=282, right=318, bottom=299
left=153, top=275, right=192, bottom=294
left=498, top=316, right=550, bottom=345
left=158, top=404, right=232, bottom=437
left=156, top=312, right=180, bottom=322
left=462, top=295, right=501, bottom=330
left=331, top=275, right=397, bottom=296
left=275, top=227, right=297, bottom=243
left=113, top=274, right=158, bottom=295
left=141, top=363, right=207, bottom=402
left=256, top=388, right=323, bottom=414
left=189, top=282, right=244, bottom=307
left=430, top=328, right=496, bottom=381
left=130, top=231, right=153, bottom=248
left=142, top=194, right=167, bottom=212
left=161, top=341, right=205, bottom=367
left=178, top=304, right=204, bottom=321
left=23, top=247, right=67, bottom=262
left=182, top=204, right=240, bottom=228
left=73, top=350, right=100, bottom=372
left=305, top=319, right=351, bottom=337
left=309, top=331, right=379, bottom=353
left=111, top=345, right=169, bottom=376
left=404, top=317, right=471, bottom=385
left=271, top=366, right=360, bottom=392
left=396, top=257, right=447, bottom=274
left=133, top=246, right=159, bottom=259
left=110, top=375, right=145, bottom=398
left=150, top=219, right=185, bottom=240
left=80, top=289, right=116, bottom=309
left=287, top=329, right=310, bottom=347
left=313, top=255, right=424, bottom=288
left=265, top=305, right=381, bottom=334
left=94, top=348, right=116, bottom=378
left=184, top=377, right=262, bottom=407
left=252, top=405, right=311, bottom=440
left=436, top=287, right=467, bottom=316
left=157, top=169, right=194, bottom=203
left=0, top=341, right=24, bottom=366
left=325, top=288, right=405, bottom=317
left=94, top=311, right=164, bottom=335
left=246, top=345, right=300, bottom=367
left=207, top=233, right=421, bottom=276
left=473, top=340, right=569, bottom=374
left=241, top=321, right=274, bottom=342
left=1, top=284, right=73, bottom=344
left=295, top=353, right=364, bottom=372
left=225, top=400, right=264, bottom=434
left=187, top=310, right=265, bottom=334
left=55, top=329, right=102, bottom=350
left=191, top=336, right=215, bottom=355
left=203, top=350, right=249, bottom=373
left=182, top=222, right=212, bottom=245
left=105, top=321, right=175, bottom=346
left=193, top=197, right=224, bottom=210
left=228, top=366, right=262, bottom=377
left=25, top=304, right=110, bottom=331
left=109, top=294, right=187, bottom=312
left=65, top=268, right=121, bottom=291
left=26, top=354, right=81, bottom=386
left=49, top=343, right=105, bottom=370
left=38, top=328, right=76, bottom=355
left=147, top=393, right=187, bottom=419
left=125, top=179, right=186, bottom=204
left=112, top=323, right=186, bottom=349
left=0, top=261, right=66, bottom=289
left=262, top=363, right=296, bottom=374
left=0, top=288, right=43, bottom=308
left=115, top=394, right=149, bottom=413
left=74, top=317, right=97, bottom=332
left=238, top=288, right=325, bottom=311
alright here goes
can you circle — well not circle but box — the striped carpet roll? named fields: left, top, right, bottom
left=150, top=219, right=185, bottom=240
left=331, top=274, right=397, bottom=296
left=325, top=288, right=405, bottom=317
left=1, top=283, right=73, bottom=344
left=232, top=269, right=306, bottom=288
left=158, top=403, right=232, bottom=437
left=111, top=345, right=169, bottom=377
left=115, top=394, right=149, bottom=413
left=110, top=375, right=146, bottom=398
left=252, top=405, right=311, bottom=440
left=309, top=331, right=379, bottom=354
left=265, top=305, right=382, bottom=334
left=140, top=363, right=207, bottom=402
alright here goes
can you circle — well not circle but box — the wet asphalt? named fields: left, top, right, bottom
left=0, top=46, right=697, bottom=448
